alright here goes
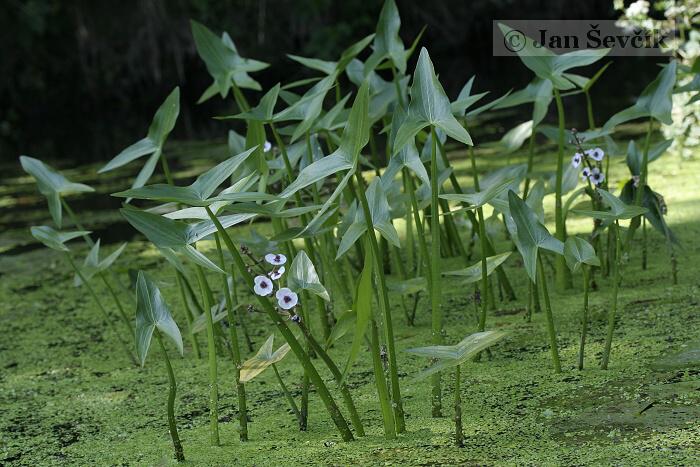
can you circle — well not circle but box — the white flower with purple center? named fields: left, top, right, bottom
left=581, top=167, right=591, bottom=182
left=253, top=275, right=274, bottom=296
left=571, top=152, right=583, bottom=168
left=269, top=266, right=285, bottom=281
left=263, top=140, right=272, bottom=153
left=585, top=147, right=604, bottom=162
left=276, top=287, right=298, bottom=310
left=589, top=167, right=605, bottom=186
left=265, top=253, right=287, bottom=266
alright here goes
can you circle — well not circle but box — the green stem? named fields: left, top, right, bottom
left=470, top=146, right=490, bottom=331
left=175, top=272, right=201, bottom=359
left=626, top=118, right=654, bottom=249
left=578, top=266, right=590, bottom=370
left=213, top=234, right=248, bottom=441
left=353, top=171, right=405, bottom=433
left=205, top=207, right=354, bottom=441
left=65, top=254, right=136, bottom=366
left=194, top=265, right=220, bottom=446
left=536, top=253, right=562, bottom=373
left=272, top=363, right=303, bottom=425
left=155, top=331, right=185, bottom=462
left=523, top=124, right=537, bottom=198
left=585, top=90, right=595, bottom=130
left=99, top=272, right=133, bottom=336
left=428, top=126, right=443, bottom=417
left=159, top=149, right=175, bottom=186
left=553, top=88, right=572, bottom=291
left=454, top=364, right=463, bottom=447
left=369, top=319, right=396, bottom=439
left=601, top=221, right=621, bottom=369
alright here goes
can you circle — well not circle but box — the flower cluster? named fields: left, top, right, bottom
left=252, top=253, right=299, bottom=314
left=571, top=147, right=606, bottom=186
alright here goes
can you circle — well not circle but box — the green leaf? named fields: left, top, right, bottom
left=619, top=182, right=678, bottom=245
left=273, top=74, right=337, bottom=142
left=135, top=271, right=183, bottom=366
left=190, top=21, right=268, bottom=99
left=571, top=188, right=648, bottom=221
left=625, top=139, right=673, bottom=176
left=342, top=244, right=374, bottom=382
left=508, top=190, right=563, bottom=282
left=394, top=48, right=472, bottom=154
left=604, top=61, right=677, bottom=129
left=440, top=177, right=514, bottom=210
left=366, top=0, right=406, bottom=74
left=287, top=55, right=337, bottom=75
left=30, top=226, right=90, bottom=252
left=219, top=83, right=280, bottom=122
left=288, top=250, right=330, bottom=301
left=443, top=252, right=512, bottom=283
left=239, top=334, right=291, bottom=383
left=386, top=276, right=427, bottom=294
left=20, top=156, right=94, bottom=227
left=497, top=24, right=609, bottom=91
left=113, top=147, right=257, bottom=206
left=406, top=331, right=508, bottom=380
left=563, top=236, right=600, bottom=273
left=74, top=240, right=127, bottom=286
left=99, top=88, right=179, bottom=178
left=494, top=78, right=553, bottom=127
left=325, top=309, right=356, bottom=348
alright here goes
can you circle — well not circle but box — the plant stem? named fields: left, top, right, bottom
left=155, top=331, right=185, bottom=462
left=578, top=266, right=590, bottom=370
left=536, top=253, right=562, bottom=373
left=601, top=221, right=621, bottom=369
left=626, top=118, right=654, bottom=249
left=523, top=124, right=537, bottom=198
left=298, top=322, right=365, bottom=436
left=99, top=271, right=133, bottom=336
left=175, top=272, right=201, bottom=359
left=65, top=254, right=137, bottom=366
left=469, top=145, right=490, bottom=331
left=369, top=318, right=396, bottom=439
left=272, top=363, right=303, bottom=425
left=585, top=90, right=595, bottom=130
left=454, top=364, right=463, bottom=447
left=428, top=126, right=443, bottom=417
left=213, top=234, right=248, bottom=441
left=194, top=265, right=220, bottom=446
left=552, top=88, right=572, bottom=291
left=205, top=207, right=354, bottom=441
left=353, top=170, right=405, bottom=432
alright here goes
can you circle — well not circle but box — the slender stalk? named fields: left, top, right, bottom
left=272, top=363, right=303, bottom=425
left=194, top=265, right=220, bottom=446
left=205, top=207, right=354, bottom=441
left=536, top=253, right=562, bottom=373
left=585, top=90, right=595, bottom=130
left=642, top=217, right=648, bottom=270
left=99, top=271, right=133, bottom=336
left=369, top=319, right=396, bottom=439
left=298, top=321, right=365, bottom=436
left=578, top=266, right=590, bottom=370
left=65, top=254, right=137, bottom=366
left=601, top=221, right=621, bottom=369
left=470, top=145, right=490, bottom=331
left=159, top=150, right=175, bottom=186
left=626, top=118, right=654, bottom=249
left=213, top=234, right=248, bottom=441
left=175, top=272, right=201, bottom=359
left=552, top=89, right=572, bottom=291
left=155, top=331, right=185, bottom=462
left=353, top=171, right=405, bottom=432
left=523, top=124, right=537, bottom=198
left=428, top=126, right=443, bottom=417
left=454, top=364, right=463, bottom=447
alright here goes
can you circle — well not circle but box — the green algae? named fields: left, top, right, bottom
left=1, top=137, right=699, bottom=466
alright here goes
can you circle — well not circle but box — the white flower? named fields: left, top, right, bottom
left=276, top=287, right=298, bottom=310
left=253, top=275, right=274, bottom=296
left=632, top=175, right=640, bottom=187
left=571, top=153, right=583, bottom=168
left=589, top=167, right=605, bottom=186
left=265, top=253, right=287, bottom=266
left=269, top=266, right=285, bottom=281
left=581, top=167, right=591, bottom=181
left=263, top=140, right=272, bottom=153
left=626, top=0, right=649, bottom=18
left=585, top=147, right=605, bottom=162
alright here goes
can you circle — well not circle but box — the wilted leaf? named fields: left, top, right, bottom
left=239, top=334, right=291, bottom=383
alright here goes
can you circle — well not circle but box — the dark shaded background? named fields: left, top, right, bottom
left=1, top=0, right=660, bottom=163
